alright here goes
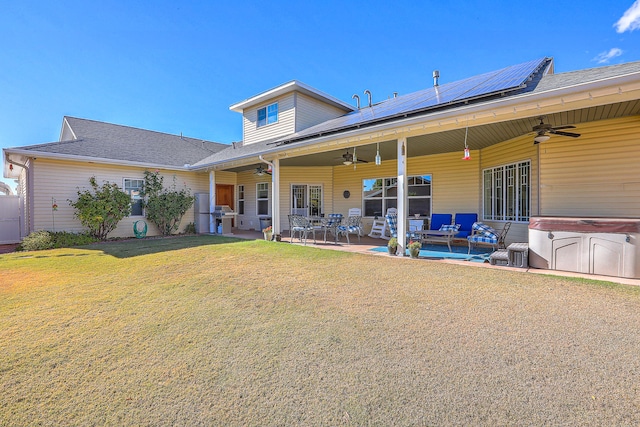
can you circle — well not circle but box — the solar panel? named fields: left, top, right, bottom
left=276, top=57, right=550, bottom=145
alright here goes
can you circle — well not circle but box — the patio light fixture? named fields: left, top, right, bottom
left=375, top=142, right=381, bottom=165
left=462, top=118, right=471, bottom=160
left=534, top=134, right=550, bottom=143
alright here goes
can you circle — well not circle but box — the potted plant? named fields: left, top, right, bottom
left=387, top=237, right=398, bottom=255
left=262, top=225, right=273, bottom=241
left=408, top=240, right=422, bottom=258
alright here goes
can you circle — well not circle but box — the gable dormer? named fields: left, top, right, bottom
left=230, top=80, right=354, bottom=145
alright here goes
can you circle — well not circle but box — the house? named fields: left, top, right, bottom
left=4, top=56, right=640, bottom=275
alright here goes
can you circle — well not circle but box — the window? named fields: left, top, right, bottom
left=124, top=178, right=144, bottom=216
left=483, top=161, right=530, bottom=222
left=237, top=185, right=245, bottom=215
left=291, top=184, right=323, bottom=216
left=257, top=102, right=278, bottom=127
left=256, top=182, right=269, bottom=216
left=363, top=175, right=432, bottom=217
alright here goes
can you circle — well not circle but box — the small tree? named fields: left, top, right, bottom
left=69, top=177, right=131, bottom=240
left=142, top=170, right=195, bottom=236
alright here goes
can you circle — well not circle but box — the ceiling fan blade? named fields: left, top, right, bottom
left=551, top=130, right=581, bottom=138
left=356, top=158, right=369, bottom=163
left=551, top=125, right=576, bottom=131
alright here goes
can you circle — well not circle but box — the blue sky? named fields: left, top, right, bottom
left=2, top=0, right=640, bottom=190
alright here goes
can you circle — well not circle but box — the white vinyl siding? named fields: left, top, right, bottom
left=295, top=92, right=349, bottom=132
left=243, top=94, right=295, bottom=145
left=30, top=158, right=210, bottom=238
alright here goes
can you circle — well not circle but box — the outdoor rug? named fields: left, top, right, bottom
left=370, top=243, right=492, bottom=262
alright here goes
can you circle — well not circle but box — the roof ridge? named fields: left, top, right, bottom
left=64, top=116, right=225, bottom=146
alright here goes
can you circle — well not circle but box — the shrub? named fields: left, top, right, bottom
left=69, top=177, right=131, bottom=240
left=183, top=222, right=196, bottom=234
left=142, top=171, right=195, bottom=236
left=18, top=231, right=98, bottom=251
left=18, top=230, right=54, bottom=251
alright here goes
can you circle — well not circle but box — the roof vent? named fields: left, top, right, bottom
left=352, top=94, right=360, bottom=109
left=433, top=70, right=440, bottom=87
left=364, top=90, right=372, bottom=107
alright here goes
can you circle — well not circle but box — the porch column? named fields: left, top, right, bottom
left=397, top=137, right=408, bottom=256
left=271, top=158, right=281, bottom=235
left=209, top=170, right=216, bottom=234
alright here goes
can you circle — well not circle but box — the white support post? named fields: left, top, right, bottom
left=271, top=158, right=280, bottom=236
left=397, top=137, right=408, bottom=256
left=209, top=170, right=216, bottom=234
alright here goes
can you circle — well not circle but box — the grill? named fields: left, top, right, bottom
left=211, top=205, right=237, bottom=234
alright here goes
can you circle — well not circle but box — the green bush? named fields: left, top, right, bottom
left=18, top=231, right=98, bottom=251
left=183, top=222, right=196, bottom=234
left=69, top=177, right=131, bottom=240
left=142, top=171, right=195, bottom=236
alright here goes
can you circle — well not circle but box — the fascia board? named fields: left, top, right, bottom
left=3, top=148, right=191, bottom=172
left=230, top=80, right=354, bottom=113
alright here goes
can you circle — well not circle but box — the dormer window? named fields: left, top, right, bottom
left=257, top=102, right=278, bottom=128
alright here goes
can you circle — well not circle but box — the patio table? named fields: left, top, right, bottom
left=308, top=216, right=341, bottom=244
left=415, top=229, right=457, bottom=252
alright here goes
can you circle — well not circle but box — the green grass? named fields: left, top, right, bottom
left=2, top=235, right=640, bottom=425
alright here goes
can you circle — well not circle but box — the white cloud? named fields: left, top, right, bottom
left=593, top=48, right=623, bottom=64
left=614, top=0, right=640, bottom=32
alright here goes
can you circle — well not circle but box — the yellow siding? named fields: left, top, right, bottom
left=32, top=159, right=210, bottom=238
left=242, top=94, right=295, bottom=145
left=539, top=116, right=640, bottom=218
left=295, top=92, right=347, bottom=132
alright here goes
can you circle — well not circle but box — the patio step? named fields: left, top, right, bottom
left=489, top=249, right=509, bottom=266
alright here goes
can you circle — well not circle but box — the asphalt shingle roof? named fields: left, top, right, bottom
left=18, top=117, right=229, bottom=167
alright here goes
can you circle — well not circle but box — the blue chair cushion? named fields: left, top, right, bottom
left=454, top=213, right=478, bottom=238
left=429, top=214, right=452, bottom=231
left=439, top=224, right=460, bottom=232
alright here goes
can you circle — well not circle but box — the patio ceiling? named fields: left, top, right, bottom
left=272, top=100, right=640, bottom=168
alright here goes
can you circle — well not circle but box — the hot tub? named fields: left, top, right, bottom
left=529, top=217, right=640, bottom=279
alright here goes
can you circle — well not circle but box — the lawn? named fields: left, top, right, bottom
left=2, top=235, right=640, bottom=425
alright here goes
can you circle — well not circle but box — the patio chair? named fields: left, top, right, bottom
left=384, top=213, right=417, bottom=245
left=369, top=208, right=397, bottom=239
left=337, top=208, right=363, bottom=244
left=429, top=213, right=452, bottom=231
left=467, top=221, right=511, bottom=254
left=454, top=213, right=478, bottom=239
left=322, top=213, right=343, bottom=243
left=290, top=214, right=317, bottom=245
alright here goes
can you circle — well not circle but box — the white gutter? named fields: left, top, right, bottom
left=3, top=148, right=193, bottom=172
left=259, top=155, right=280, bottom=236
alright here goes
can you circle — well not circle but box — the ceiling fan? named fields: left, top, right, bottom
left=339, top=148, right=369, bottom=165
left=254, top=164, right=271, bottom=176
left=532, top=116, right=581, bottom=144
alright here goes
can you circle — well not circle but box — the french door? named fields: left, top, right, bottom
left=291, top=184, right=323, bottom=216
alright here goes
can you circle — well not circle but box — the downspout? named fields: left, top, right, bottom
left=259, top=155, right=280, bottom=237
left=7, top=157, right=30, bottom=237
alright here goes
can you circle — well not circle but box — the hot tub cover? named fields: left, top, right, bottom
left=529, top=217, right=640, bottom=234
